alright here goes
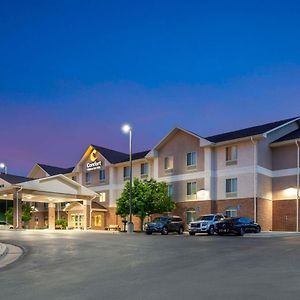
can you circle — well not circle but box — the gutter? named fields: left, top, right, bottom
left=251, top=137, right=257, bottom=222
left=296, top=141, right=300, bottom=232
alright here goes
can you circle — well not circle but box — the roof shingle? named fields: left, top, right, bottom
left=205, top=117, right=299, bottom=143
left=37, top=164, right=74, bottom=176
left=0, top=173, right=33, bottom=184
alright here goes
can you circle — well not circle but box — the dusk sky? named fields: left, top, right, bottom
left=1, top=1, right=300, bottom=175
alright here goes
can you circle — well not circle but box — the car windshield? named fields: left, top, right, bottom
left=197, top=215, right=214, bottom=221
left=152, top=217, right=167, bottom=223
left=223, top=218, right=239, bottom=223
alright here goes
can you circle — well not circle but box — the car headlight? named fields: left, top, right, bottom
left=144, top=224, right=148, bottom=229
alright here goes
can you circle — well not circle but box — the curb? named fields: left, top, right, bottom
left=0, top=243, right=24, bottom=270
left=0, top=243, right=8, bottom=257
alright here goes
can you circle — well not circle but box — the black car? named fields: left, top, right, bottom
left=144, top=216, right=184, bottom=235
left=215, top=217, right=261, bottom=236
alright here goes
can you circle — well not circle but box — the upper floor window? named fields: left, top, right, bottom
left=86, top=172, right=92, bottom=185
left=187, top=151, right=197, bottom=167
left=141, top=163, right=149, bottom=177
left=99, top=192, right=106, bottom=202
left=226, top=146, right=238, bottom=165
left=167, top=184, right=174, bottom=197
left=164, top=156, right=174, bottom=172
left=123, top=166, right=130, bottom=180
left=226, top=178, right=237, bottom=197
left=187, top=182, right=197, bottom=200
left=99, top=169, right=105, bottom=182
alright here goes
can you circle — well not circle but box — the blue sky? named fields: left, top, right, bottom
left=1, top=0, right=300, bottom=175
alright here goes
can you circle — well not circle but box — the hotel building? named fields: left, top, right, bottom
left=0, top=116, right=300, bottom=231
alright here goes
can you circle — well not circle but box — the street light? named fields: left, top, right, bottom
left=0, top=163, right=7, bottom=174
left=122, top=123, right=134, bottom=233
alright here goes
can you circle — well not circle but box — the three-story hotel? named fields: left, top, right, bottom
left=0, top=116, right=300, bottom=231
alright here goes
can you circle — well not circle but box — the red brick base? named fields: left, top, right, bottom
left=273, top=200, right=299, bottom=231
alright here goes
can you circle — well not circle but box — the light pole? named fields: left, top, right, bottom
left=0, top=162, right=7, bottom=174
left=0, top=163, right=8, bottom=223
left=122, top=124, right=134, bottom=233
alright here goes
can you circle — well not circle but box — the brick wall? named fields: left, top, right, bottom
left=273, top=200, right=299, bottom=231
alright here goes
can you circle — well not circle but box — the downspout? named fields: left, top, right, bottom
left=16, top=186, right=23, bottom=229
left=296, top=140, right=299, bottom=232
left=251, top=137, right=257, bottom=222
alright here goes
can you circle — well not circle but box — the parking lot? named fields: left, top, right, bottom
left=1, top=230, right=300, bottom=300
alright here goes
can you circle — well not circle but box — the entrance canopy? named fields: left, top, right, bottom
left=0, top=174, right=99, bottom=204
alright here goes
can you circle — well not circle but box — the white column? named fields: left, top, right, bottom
left=204, top=147, right=213, bottom=200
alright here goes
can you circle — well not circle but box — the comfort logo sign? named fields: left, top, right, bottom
left=87, top=150, right=103, bottom=171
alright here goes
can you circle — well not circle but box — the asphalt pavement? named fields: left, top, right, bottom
left=0, top=230, right=300, bottom=300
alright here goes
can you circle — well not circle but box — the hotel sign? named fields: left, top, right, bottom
left=86, top=149, right=103, bottom=171
left=86, top=160, right=102, bottom=171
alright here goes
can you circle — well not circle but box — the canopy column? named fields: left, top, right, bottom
left=83, top=200, right=91, bottom=230
left=48, top=203, right=56, bottom=230
left=13, top=190, right=22, bottom=229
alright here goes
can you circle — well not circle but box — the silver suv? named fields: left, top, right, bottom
left=188, top=214, right=225, bottom=235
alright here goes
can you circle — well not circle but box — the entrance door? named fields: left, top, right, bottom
left=71, top=214, right=83, bottom=229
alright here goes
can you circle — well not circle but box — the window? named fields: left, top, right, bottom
left=225, top=207, right=238, bottom=218
left=226, top=146, right=238, bottom=165
left=187, top=152, right=197, bottom=167
left=164, top=156, right=174, bottom=171
left=72, top=176, right=77, bottom=182
left=186, top=208, right=196, bottom=223
left=99, top=192, right=106, bottom=202
left=43, top=203, right=48, bottom=209
left=86, top=172, right=92, bottom=185
left=167, top=184, right=174, bottom=197
left=141, top=163, right=149, bottom=177
left=187, top=182, right=197, bottom=200
left=226, top=178, right=237, bottom=197
left=123, top=166, right=130, bottom=180
left=99, top=169, right=105, bottom=182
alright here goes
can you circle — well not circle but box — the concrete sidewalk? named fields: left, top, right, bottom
left=0, top=243, right=23, bottom=269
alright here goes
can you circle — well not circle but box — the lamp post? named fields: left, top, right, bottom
left=122, top=124, right=134, bottom=233
left=0, top=163, right=8, bottom=223
left=0, top=162, right=7, bottom=174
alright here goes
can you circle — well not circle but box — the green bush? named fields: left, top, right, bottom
left=55, top=219, right=68, bottom=229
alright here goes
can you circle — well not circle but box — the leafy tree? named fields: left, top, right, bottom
left=116, top=178, right=175, bottom=231
left=4, top=203, right=33, bottom=227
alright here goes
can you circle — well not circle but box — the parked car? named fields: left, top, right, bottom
left=0, top=221, right=13, bottom=230
left=144, top=216, right=184, bottom=235
left=188, top=214, right=225, bottom=235
left=215, top=217, right=261, bottom=236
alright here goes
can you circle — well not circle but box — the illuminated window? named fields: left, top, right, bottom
left=226, top=146, right=238, bottom=165
left=94, top=215, right=102, bottom=227
left=99, top=169, right=105, bottom=182
left=164, top=156, right=173, bottom=171
left=99, top=192, right=106, bottom=202
left=187, top=182, right=197, bottom=200
left=187, top=152, right=197, bottom=167
left=141, top=163, right=149, bottom=177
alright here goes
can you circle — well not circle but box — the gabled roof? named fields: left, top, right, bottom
left=37, top=164, right=74, bottom=176
left=91, top=144, right=150, bottom=164
left=92, top=201, right=107, bottom=210
left=272, top=128, right=300, bottom=144
left=205, top=117, right=299, bottom=143
left=0, top=173, right=33, bottom=184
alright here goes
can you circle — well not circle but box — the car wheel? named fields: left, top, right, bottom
left=178, top=227, right=184, bottom=235
left=161, top=227, right=168, bottom=235
left=256, top=226, right=261, bottom=233
left=189, top=232, right=195, bottom=236
left=207, top=226, right=215, bottom=235
left=239, top=228, right=245, bottom=236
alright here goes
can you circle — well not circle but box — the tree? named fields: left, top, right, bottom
left=4, top=203, right=33, bottom=227
left=116, top=178, right=175, bottom=231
